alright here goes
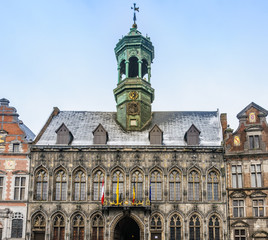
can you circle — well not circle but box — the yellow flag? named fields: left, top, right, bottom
left=132, top=185, right=135, bottom=204
left=116, top=175, right=119, bottom=204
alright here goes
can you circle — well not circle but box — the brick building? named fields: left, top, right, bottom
left=0, top=98, right=35, bottom=240
left=223, top=102, right=268, bottom=240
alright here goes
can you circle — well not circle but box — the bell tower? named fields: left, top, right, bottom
left=113, top=6, right=155, bottom=131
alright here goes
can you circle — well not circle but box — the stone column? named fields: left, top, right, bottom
left=117, top=64, right=121, bottom=83
left=148, top=65, right=151, bottom=82
left=138, top=60, right=143, bottom=78
left=125, top=60, right=129, bottom=78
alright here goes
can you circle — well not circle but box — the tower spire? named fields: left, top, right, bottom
left=131, top=3, right=139, bottom=28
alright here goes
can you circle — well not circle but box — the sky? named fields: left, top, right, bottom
left=1, top=0, right=268, bottom=135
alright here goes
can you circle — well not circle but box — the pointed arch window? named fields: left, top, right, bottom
left=131, top=170, right=143, bottom=202
left=35, top=169, right=48, bottom=200
left=52, top=214, right=65, bottom=240
left=208, top=215, right=220, bottom=240
left=54, top=169, right=67, bottom=201
left=73, top=170, right=86, bottom=201
left=207, top=171, right=220, bottom=201
left=72, top=214, right=85, bottom=240
left=93, top=170, right=104, bottom=201
left=151, top=215, right=162, bottom=230
left=151, top=214, right=162, bottom=240
left=32, top=213, right=46, bottom=240
left=189, top=214, right=201, bottom=240
left=151, top=170, right=162, bottom=201
left=112, top=170, right=124, bottom=202
left=92, top=214, right=104, bottom=240
left=11, top=212, right=23, bottom=238
left=188, top=170, right=200, bottom=201
left=170, top=214, right=182, bottom=240
left=169, top=170, right=181, bottom=201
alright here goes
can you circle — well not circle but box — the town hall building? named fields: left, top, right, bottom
left=26, top=21, right=228, bottom=240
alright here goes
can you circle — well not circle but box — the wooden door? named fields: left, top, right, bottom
left=34, top=232, right=45, bottom=240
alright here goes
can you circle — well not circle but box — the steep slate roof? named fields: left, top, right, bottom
left=36, top=111, right=222, bottom=146
left=19, top=121, right=35, bottom=142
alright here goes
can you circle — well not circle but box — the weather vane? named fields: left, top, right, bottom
left=131, top=3, right=139, bottom=27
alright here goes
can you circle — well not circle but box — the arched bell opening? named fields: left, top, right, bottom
left=141, top=59, right=149, bottom=81
left=129, top=57, right=139, bottom=78
left=113, top=216, right=140, bottom=240
left=120, top=60, right=126, bottom=80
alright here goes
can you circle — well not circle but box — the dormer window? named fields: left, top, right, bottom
left=149, top=125, right=163, bottom=145
left=185, top=124, right=200, bottom=146
left=55, top=123, right=73, bottom=145
left=93, top=124, right=108, bottom=144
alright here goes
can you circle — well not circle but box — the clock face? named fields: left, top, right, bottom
left=249, top=112, right=256, bottom=123
left=129, top=91, right=139, bottom=100
left=234, top=136, right=240, bottom=146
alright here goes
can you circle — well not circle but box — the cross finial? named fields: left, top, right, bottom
left=131, top=3, right=139, bottom=28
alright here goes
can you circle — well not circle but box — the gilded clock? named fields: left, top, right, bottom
left=129, top=91, right=139, bottom=100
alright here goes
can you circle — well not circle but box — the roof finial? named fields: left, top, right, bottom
left=131, top=3, right=139, bottom=28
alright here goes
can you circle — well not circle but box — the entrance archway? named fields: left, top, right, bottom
left=114, top=217, right=140, bottom=240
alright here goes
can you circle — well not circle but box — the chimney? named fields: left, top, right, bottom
left=220, top=113, right=227, bottom=139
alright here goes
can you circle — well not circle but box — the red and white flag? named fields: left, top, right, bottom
left=101, top=179, right=105, bottom=205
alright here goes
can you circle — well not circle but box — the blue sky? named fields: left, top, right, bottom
left=1, top=0, right=268, bottom=134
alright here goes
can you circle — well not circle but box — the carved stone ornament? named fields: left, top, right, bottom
left=249, top=191, right=267, bottom=198
left=230, top=191, right=247, bottom=199
left=127, top=102, right=140, bottom=115
left=231, top=220, right=249, bottom=227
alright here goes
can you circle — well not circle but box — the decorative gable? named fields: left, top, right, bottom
left=249, top=191, right=267, bottom=198
left=231, top=220, right=249, bottom=228
left=252, top=231, right=268, bottom=238
left=185, top=124, right=200, bottom=145
left=149, top=124, right=163, bottom=145
left=237, top=102, right=268, bottom=119
left=93, top=124, right=108, bottom=145
left=55, top=123, right=73, bottom=145
left=230, top=191, right=247, bottom=199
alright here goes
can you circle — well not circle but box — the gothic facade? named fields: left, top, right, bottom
left=26, top=24, right=228, bottom=240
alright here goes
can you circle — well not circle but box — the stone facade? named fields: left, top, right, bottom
left=26, top=24, right=227, bottom=240
left=223, top=102, right=268, bottom=240
left=27, top=144, right=227, bottom=240
left=0, top=98, right=35, bottom=240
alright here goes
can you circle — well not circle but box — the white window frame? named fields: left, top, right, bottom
left=250, top=163, right=262, bottom=187
left=11, top=175, right=28, bottom=201
left=0, top=175, right=6, bottom=200
left=233, top=199, right=245, bottom=218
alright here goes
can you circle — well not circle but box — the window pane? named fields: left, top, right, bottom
left=188, top=183, right=193, bottom=200
left=251, top=173, right=256, bottom=187
left=237, top=175, right=242, bottom=188
left=14, top=188, right=19, bottom=200
left=257, top=173, right=262, bottom=187
left=249, top=136, right=254, bottom=149
left=214, top=183, right=219, bottom=200
left=15, top=177, right=20, bottom=186
left=255, top=136, right=260, bottom=148
left=194, top=183, right=199, bottom=200
left=232, top=175, right=237, bottom=188
left=207, top=183, right=212, bottom=201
